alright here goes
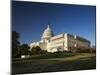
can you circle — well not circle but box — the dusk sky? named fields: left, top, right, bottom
left=12, top=1, right=96, bottom=46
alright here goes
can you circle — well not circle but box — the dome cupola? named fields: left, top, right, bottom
left=42, top=24, right=54, bottom=40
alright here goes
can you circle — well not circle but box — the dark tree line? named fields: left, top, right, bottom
left=12, top=31, right=20, bottom=58
left=12, top=31, right=46, bottom=58
left=12, top=31, right=31, bottom=58
left=30, top=46, right=47, bottom=55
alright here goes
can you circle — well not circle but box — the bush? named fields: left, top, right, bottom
left=30, top=46, right=48, bottom=55
left=76, top=48, right=96, bottom=53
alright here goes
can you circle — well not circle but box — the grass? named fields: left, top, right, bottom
left=12, top=53, right=96, bottom=74
left=13, top=52, right=75, bottom=60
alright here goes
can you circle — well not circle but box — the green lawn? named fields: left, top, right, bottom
left=12, top=53, right=96, bottom=74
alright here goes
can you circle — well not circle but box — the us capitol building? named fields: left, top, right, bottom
left=30, top=24, right=90, bottom=53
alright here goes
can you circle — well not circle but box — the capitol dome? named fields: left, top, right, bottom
left=42, top=24, right=54, bottom=40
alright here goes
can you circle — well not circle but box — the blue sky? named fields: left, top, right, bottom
left=12, top=1, right=96, bottom=46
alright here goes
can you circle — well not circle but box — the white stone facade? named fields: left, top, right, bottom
left=30, top=24, right=90, bottom=53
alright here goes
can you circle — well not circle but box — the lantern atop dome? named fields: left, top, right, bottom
left=41, top=24, right=54, bottom=40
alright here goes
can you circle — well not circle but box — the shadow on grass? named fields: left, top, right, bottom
left=12, top=53, right=96, bottom=74
left=12, top=52, right=76, bottom=62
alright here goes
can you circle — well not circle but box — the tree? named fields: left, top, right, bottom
left=30, top=46, right=43, bottom=55
left=12, top=31, right=20, bottom=58
left=30, top=47, right=37, bottom=55
left=20, top=44, right=30, bottom=55
left=35, top=46, right=41, bottom=52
